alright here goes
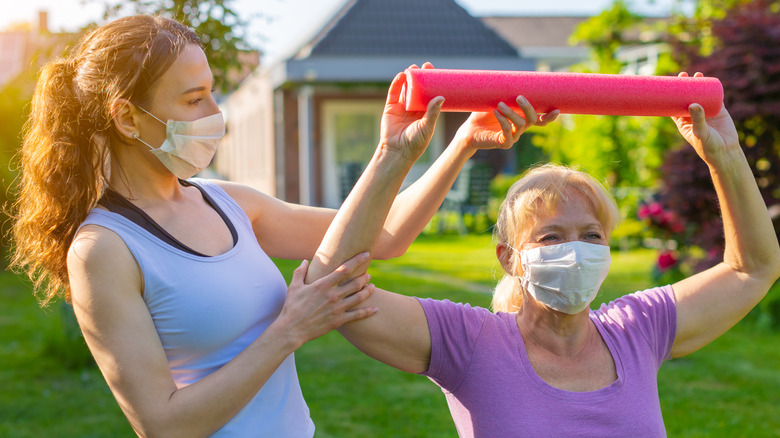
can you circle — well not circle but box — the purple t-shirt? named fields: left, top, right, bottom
left=417, top=285, right=677, bottom=438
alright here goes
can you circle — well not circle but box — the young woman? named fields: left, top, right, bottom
left=305, top=76, right=780, bottom=436
left=10, top=14, right=555, bottom=437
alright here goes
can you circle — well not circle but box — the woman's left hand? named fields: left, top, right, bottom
left=379, top=63, right=444, bottom=163
left=672, top=72, right=740, bottom=165
left=453, top=95, right=560, bottom=154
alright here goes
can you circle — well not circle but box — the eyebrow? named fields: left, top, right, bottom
left=537, top=223, right=603, bottom=232
left=181, top=86, right=209, bottom=95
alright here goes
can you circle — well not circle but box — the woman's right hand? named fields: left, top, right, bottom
left=379, top=63, right=445, bottom=163
left=275, top=252, right=378, bottom=347
left=453, top=95, right=559, bottom=155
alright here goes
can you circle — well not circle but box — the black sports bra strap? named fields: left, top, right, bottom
left=99, top=181, right=238, bottom=257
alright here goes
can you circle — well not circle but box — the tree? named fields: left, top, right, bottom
left=648, top=0, right=780, bottom=327
left=0, top=75, right=34, bottom=263
left=529, top=1, right=683, bottom=236
left=89, top=0, right=255, bottom=93
left=654, top=0, right=780, bottom=265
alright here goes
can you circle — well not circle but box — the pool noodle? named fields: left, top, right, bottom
left=403, top=69, right=723, bottom=117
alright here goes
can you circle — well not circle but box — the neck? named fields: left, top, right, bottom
left=108, top=141, right=182, bottom=203
left=515, top=292, right=595, bottom=358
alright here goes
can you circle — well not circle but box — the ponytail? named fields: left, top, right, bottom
left=492, top=274, right=523, bottom=313
left=10, top=58, right=106, bottom=304
left=9, top=15, right=201, bottom=305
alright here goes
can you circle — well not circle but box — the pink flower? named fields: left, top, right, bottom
left=647, top=202, right=664, bottom=217
left=657, top=251, right=678, bottom=271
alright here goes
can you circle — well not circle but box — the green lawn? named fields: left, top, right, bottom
left=1, top=235, right=778, bottom=437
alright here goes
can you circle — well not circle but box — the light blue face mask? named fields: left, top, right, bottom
left=133, top=106, right=225, bottom=179
left=509, top=241, right=611, bottom=314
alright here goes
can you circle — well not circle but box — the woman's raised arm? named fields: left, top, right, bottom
left=304, top=69, right=556, bottom=373
left=669, top=74, right=780, bottom=357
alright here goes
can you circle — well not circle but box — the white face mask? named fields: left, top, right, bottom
left=512, top=241, right=611, bottom=314
left=133, top=106, right=225, bottom=180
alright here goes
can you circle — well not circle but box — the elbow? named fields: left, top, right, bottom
left=765, top=238, right=780, bottom=282
left=374, top=231, right=412, bottom=260
left=135, top=423, right=209, bottom=438
left=373, top=244, right=407, bottom=260
left=771, top=251, right=780, bottom=283
left=130, top=409, right=212, bottom=438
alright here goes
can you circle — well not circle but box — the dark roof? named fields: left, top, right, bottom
left=481, top=16, right=590, bottom=48
left=302, top=0, right=517, bottom=57
left=481, top=16, right=669, bottom=49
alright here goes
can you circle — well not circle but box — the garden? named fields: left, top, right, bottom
left=2, top=235, right=779, bottom=437
left=1, top=0, right=779, bottom=436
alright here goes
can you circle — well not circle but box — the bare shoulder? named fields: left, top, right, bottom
left=209, top=179, right=279, bottom=222
left=68, top=225, right=129, bottom=269
left=67, top=224, right=142, bottom=301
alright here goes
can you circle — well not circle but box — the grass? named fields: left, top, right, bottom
left=1, top=234, right=778, bottom=437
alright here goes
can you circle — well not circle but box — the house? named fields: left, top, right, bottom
left=0, top=12, right=72, bottom=88
left=216, top=0, right=535, bottom=208
left=217, top=0, right=668, bottom=208
left=484, top=15, right=669, bottom=74
left=480, top=16, right=591, bottom=72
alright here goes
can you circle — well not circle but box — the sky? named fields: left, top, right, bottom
left=2, top=0, right=683, bottom=63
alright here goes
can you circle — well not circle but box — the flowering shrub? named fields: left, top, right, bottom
left=637, top=198, right=690, bottom=284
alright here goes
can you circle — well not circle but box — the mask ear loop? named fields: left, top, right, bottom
left=130, top=103, right=166, bottom=151
left=134, top=104, right=168, bottom=126
left=131, top=131, right=155, bottom=151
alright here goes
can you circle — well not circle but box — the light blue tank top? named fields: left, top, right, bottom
left=79, top=178, right=315, bottom=437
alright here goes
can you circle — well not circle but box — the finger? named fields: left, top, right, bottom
left=688, top=103, right=708, bottom=137
left=422, top=96, right=445, bottom=126
left=422, top=62, right=434, bottom=69
left=516, top=96, right=539, bottom=124
left=386, top=72, right=406, bottom=106
left=494, top=106, right=517, bottom=142
left=693, top=72, right=704, bottom=78
left=538, top=109, right=561, bottom=126
left=342, top=283, right=376, bottom=309
left=678, top=71, right=689, bottom=78
left=407, top=64, right=420, bottom=70
left=328, top=252, right=371, bottom=283
left=341, top=305, right=379, bottom=325
left=291, top=259, right=309, bottom=285
left=497, top=101, right=526, bottom=130
left=337, top=272, right=372, bottom=298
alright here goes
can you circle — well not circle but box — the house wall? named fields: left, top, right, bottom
left=216, top=72, right=277, bottom=196
left=279, top=88, right=301, bottom=203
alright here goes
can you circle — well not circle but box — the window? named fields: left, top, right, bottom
left=321, top=99, right=443, bottom=208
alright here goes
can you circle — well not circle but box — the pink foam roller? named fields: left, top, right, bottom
left=403, top=69, right=723, bottom=117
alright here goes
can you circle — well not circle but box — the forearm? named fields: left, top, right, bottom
left=305, top=144, right=415, bottom=282
left=139, top=322, right=301, bottom=437
left=708, top=149, right=780, bottom=280
left=375, top=138, right=475, bottom=258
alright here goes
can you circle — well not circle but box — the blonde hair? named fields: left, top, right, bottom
left=491, top=164, right=619, bottom=313
left=10, top=15, right=200, bottom=305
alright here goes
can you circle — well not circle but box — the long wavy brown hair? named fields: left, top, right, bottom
left=10, top=15, right=201, bottom=305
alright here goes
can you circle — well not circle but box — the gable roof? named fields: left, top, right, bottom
left=300, top=0, right=517, bottom=58
left=480, top=16, right=590, bottom=49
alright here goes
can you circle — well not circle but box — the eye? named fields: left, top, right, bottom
left=584, top=232, right=602, bottom=240
left=540, top=234, right=559, bottom=243
left=189, top=97, right=203, bottom=106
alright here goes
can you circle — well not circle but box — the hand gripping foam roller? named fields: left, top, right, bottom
left=403, top=69, right=723, bottom=117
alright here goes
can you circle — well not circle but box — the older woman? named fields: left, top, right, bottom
left=303, top=76, right=780, bottom=437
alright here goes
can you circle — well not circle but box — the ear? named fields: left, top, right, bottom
left=110, top=98, right=141, bottom=141
left=496, top=243, right=515, bottom=275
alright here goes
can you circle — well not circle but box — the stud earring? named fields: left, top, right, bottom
left=132, top=133, right=139, bottom=139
